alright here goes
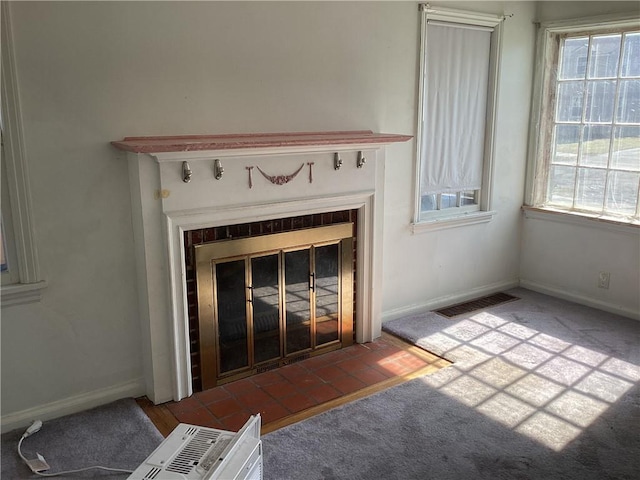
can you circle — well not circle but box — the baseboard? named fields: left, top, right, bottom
left=382, top=278, right=520, bottom=323
left=1, top=378, right=146, bottom=433
left=519, top=280, right=640, bottom=321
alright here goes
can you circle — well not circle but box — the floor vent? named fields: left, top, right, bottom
left=284, top=353, right=310, bottom=365
left=435, top=292, right=519, bottom=318
left=256, top=361, right=281, bottom=374
left=255, top=353, right=311, bottom=374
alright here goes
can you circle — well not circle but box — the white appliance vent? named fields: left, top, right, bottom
left=141, top=466, right=162, bottom=479
left=128, top=415, right=262, bottom=480
left=247, top=446, right=263, bottom=480
left=166, top=429, right=224, bottom=475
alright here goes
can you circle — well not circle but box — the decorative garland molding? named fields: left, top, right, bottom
left=256, top=163, right=305, bottom=186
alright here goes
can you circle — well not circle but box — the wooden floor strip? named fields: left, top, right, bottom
left=136, top=397, right=179, bottom=437
left=261, top=357, right=450, bottom=434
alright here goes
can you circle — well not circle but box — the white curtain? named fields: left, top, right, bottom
left=420, top=22, right=492, bottom=195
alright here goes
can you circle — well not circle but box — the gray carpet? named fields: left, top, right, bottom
left=262, top=288, right=640, bottom=480
left=1, top=398, right=164, bottom=479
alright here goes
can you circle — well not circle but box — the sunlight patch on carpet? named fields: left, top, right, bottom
left=417, top=312, right=639, bottom=451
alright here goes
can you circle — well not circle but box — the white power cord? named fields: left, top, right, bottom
left=17, top=420, right=135, bottom=477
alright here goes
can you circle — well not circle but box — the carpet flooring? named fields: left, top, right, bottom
left=261, top=288, right=640, bottom=480
left=1, top=398, right=164, bottom=479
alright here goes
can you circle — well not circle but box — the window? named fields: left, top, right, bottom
left=1, top=2, right=46, bottom=306
left=414, top=5, right=503, bottom=230
left=530, top=20, right=640, bottom=224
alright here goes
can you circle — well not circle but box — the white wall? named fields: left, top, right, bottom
left=521, top=216, right=640, bottom=319
left=382, top=0, right=536, bottom=317
left=1, top=1, right=537, bottom=425
left=520, top=1, right=640, bottom=320
left=535, top=0, right=639, bottom=22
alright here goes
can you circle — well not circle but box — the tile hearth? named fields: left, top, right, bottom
left=139, top=334, right=449, bottom=436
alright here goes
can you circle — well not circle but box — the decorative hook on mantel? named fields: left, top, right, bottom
left=246, top=166, right=254, bottom=189
left=213, top=159, right=224, bottom=180
left=182, top=161, right=192, bottom=183
left=357, top=151, right=366, bottom=168
left=307, top=162, right=315, bottom=183
left=334, top=153, right=343, bottom=170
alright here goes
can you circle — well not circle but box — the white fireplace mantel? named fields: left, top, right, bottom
left=113, top=131, right=412, bottom=404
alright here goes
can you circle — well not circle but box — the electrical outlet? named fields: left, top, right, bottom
left=598, top=272, right=610, bottom=289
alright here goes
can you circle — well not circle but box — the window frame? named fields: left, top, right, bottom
left=1, top=2, right=46, bottom=306
left=1, top=139, right=22, bottom=285
left=412, top=5, right=503, bottom=233
left=526, top=13, right=640, bottom=227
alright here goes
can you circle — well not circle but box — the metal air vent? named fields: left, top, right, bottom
left=435, top=292, right=519, bottom=318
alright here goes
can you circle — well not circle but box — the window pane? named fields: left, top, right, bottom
left=556, top=82, right=585, bottom=122
left=606, top=170, right=640, bottom=215
left=460, top=191, right=477, bottom=206
left=552, top=124, right=580, bottom=165
left=421, top=194, right=437, bottom=211
left=441, top=193, right=457, bottom=209
left=617, top=79, right=640, bottom=124
left=559, top=37, right=589, bottom=80
left=585, top=80, right=616, bottom=123
left=548, top=165, right=576, bottom=207
left=621, top=32, right=640, bottom=78
left=575, top=168, right=606, bottom=211
left=588, top=35, right=621, bottom=79
left=544, top=30, right=640, bottom=222
left=580, top=125, right=611, bottom=168
left=612, top=126, right=640, bottom=171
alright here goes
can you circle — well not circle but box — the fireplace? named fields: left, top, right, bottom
left=112, top=131, right=412, bottom=404
left=185, top=210, right=358, bottom=390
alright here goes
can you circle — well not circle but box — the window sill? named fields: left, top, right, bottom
left=522, top=207, right=640, bottom=235
left=1, top=280, right=48, bottom=308
left=412, top=210, right=496, bottom=234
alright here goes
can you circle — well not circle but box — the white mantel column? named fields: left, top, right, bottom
left=127, top=153, right=176, bottom=403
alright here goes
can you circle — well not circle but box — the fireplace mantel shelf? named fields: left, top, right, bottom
left=111, top=130, right=412, bottom=154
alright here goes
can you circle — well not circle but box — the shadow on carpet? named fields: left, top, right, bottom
left=262, top=288, right=640, bottom=480
left=1, top=398, right=164, bottom=479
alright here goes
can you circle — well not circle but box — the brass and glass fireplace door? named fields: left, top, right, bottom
left=195, top=223, right=354, bottom=388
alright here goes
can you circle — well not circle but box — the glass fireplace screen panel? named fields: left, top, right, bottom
left=284, top=249, right=312, bottom=355
left=215, top=259, right=249, bottom=374
left=315, top=243, right=340, bottom=346
left=250, top=254, right=281, bottom=364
